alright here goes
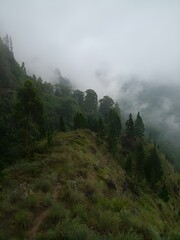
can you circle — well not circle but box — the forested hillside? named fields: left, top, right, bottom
left=0, top=38, right=179, bottom=240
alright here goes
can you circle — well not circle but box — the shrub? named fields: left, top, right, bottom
left=14, top=210, right=32, bottom=229
left=56, top=219, right=90, bottom=240
left=34, top=179, right=51, bottom=193
left=36, top=229, right=57, bottom=240
left=46, top=202, right=69, bottom=225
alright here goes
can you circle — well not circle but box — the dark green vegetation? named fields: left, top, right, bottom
left=0, top=37, right=179, bottom=239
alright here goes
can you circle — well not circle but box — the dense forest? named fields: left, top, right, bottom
left=0, top=36, right=179, bottom=239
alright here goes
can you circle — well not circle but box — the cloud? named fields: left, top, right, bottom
left=0, top=0, right=180, bottom=97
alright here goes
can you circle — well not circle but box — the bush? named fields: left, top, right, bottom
left=34, top=179, right=51, bottom=193
left=36, top=229, right=57, bottom=240
left=56, top=219, right=90, bottom=240
left=14, top=210, right=32, bottom=229
left=46, top=202, right=69, bottom=225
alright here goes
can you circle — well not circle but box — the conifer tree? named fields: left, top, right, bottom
left=99, top=95, right=114, bottom=118
left=59, top=116, right=66, bottom=132
left=135, top=143, right=145, bottom=180
left=3, top=34, right=9, bottom=49
left=134, top=112, right=145, bottom=137
left=125, top=113, right=134, bottom=138
left=74, top=112, right=86, bottom=130
left=107, top=108, right=122, bottom=153
left=125, top=156, right=133, bottom=178
left=9, top=37, right=13, bottom=53
left=144, top=144, right=163, bottom=187
left=84, top=89, right=98, bottom=115
left=15, top=80, right=44, bottom=148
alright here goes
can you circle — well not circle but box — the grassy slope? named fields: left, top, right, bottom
left=0, top=130, right=179, bottom=240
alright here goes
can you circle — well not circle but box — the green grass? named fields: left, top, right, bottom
left=0, top=129, right=179, bottom=239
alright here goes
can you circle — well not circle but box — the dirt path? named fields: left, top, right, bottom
left=27, top=187, right=60, bottom=240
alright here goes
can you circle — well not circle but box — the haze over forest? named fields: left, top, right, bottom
left=1, top=0, right=180, bottom=168
left=1, top=0, right=180, bottom=95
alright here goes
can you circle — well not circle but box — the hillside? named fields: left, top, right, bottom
left=0, top=129, right=179, bottom=240
left=0, top=37, right=24, bottom=89
left=0, top=37, right=179, bottom=240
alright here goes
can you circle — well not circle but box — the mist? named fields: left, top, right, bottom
left=1, top=0, right=180, bottom=97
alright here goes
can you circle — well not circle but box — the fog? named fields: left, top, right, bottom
left=1, top=0, right=180, bottom=97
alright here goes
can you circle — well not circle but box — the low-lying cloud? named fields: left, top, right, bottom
left=0, top=0, right=180, bottom=97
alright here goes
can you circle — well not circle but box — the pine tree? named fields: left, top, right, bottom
left=134, top=112, right=145, bottom=137
left=15, top=80, right=44, bottom=148
left=144, top=144, right=163, bottom=187
left=135, top=143, right=145, bottom=180
left=74, top=112, right=86, bottom=130
left=84, top=89, right=98, bottom=115
left=125, top=156, right=133, bottom=177
left=59, top=116, right=66, bottom=132
left=3, top=34, right=9, bottom=49
left=9, top=37, right=13, bottom=53
left=107, top=108, right=122, bottom=153
left=125, top=113, right=134, bottom=138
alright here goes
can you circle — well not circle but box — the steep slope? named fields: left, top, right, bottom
left=0, top=130, right=179, bottom=240
left=0, top=38, right=24, bottom=89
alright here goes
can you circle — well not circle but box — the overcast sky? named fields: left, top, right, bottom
left=1, top=0, right=180, bottom=96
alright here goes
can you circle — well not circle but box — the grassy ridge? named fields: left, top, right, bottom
left=0, top=129, right=179, bottom=239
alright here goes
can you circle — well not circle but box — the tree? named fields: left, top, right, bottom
left=73, top=112, right=86, bottom=130
left=135, top=143, right=145, bottom=181
left=134, top=112, right=145, bottom=137
left=144, top=144, right=163, bottom=187
left=114, top=102, right=121, bottom=117
left=106, top=108, right=122, bottom=153
left=59, top=116, right=66, bottom=132
left=99, top=96, right=114, bottom=118
left=125, top=156, right=133, bottom=178
left=97, top=117, right=106, bottom=140
left=125, top=113, right=134, bottom=138
left=9, top=37, right=13, bottom=53
left=21, top=62, right=26, bottom=74
left=15, top=80, right=44, bottom=148
left=73, top=89, right=85, bottom=109
left=3, top=34, right=9, bottom=49
left=84, top=89, right=98, bottom=115
left=87, top=115, right=98, bottom=132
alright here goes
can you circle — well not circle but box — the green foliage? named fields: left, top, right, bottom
left=14, top=210, right=32, bottom=230
left=144, top=145, right=163, bottom=187
left=74, top=112, right=86, bottom=129
left=59, top=116, right=66, bottom=132
left=73, top=89, right=85, bottom=109
left=99, top=95, right=114, bottom=118
left=106, top=108, right=121, bottom=153
left=125, top=113, right=134, bottom=138
left=135, top=143, right=145, bottom=180
left=159, top=184, right=170, bottom=202
left=46, top=202, right=69, bottom=225
left=15, top=80, right=44, bottom=148
left=134, top=112, right=145, bottom=137
left=34, top=179, right=51, bottom=193
left=125, top=156, right=133, bottom=177
left=84, top=89, right=98, bottom=115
